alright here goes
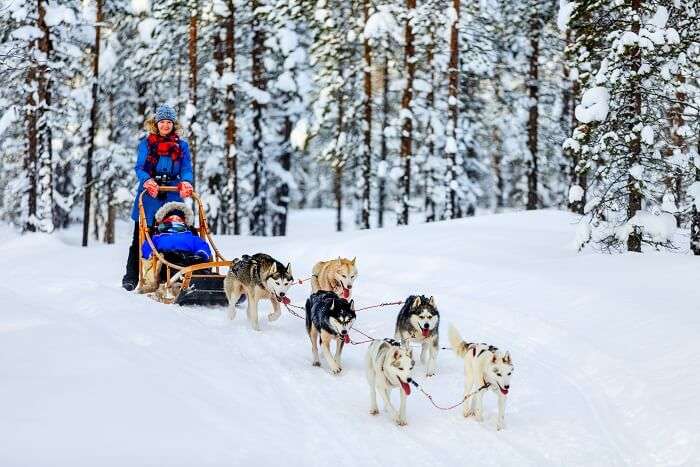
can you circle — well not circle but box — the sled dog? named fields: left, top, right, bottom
left=395, top=295, right=440, bottom=376
left=305, top=291, right=356, bottom=374
left=311, top=257, right=358, bottom=299
left=448, top=324, right=513, bottom=431
left=366, top=339, right=415, bottom=426
left=224, top=253, right=293, bottom=331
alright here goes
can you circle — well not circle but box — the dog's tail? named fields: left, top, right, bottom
left=448, top=324, right=469, bottom=358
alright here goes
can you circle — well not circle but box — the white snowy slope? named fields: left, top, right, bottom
left=1, top=210, right=698, bottom=467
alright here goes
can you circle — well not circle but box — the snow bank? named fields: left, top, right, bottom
left=1, top=211, right=698, bottom=466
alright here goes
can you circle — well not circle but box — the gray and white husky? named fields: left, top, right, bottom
left=366, top=339, right=415, bottom=426
left=224, top=253, right=293, bottom=331
left=305, top=291, right=356, bottom=374
left=395, top=295, right=440, bottom=376
left=448, top=324, right=514, bottom=431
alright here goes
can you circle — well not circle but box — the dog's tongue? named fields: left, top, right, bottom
left=342, top=288, right=350, bottom=299
left=400, top=381, right=411, bottom=396
left=280, top=296, right=291, bottom=305
left=343, top=334, right=350, bottom=344
left=500, top=387, right=509, bottom=395
left=421, top=328, right=430, bottom=337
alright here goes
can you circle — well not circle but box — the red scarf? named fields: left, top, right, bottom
left=144, top=132, right=182, bottom=176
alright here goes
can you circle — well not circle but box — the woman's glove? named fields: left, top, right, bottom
left=144, top=179, right=159, bottom=198
left=178, top=181, right=193, bottom=198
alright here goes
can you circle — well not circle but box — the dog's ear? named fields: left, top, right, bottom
left=330, top=300, right=335, bottom=310
left=503, top=351, right=512, bottom=364
left=412, top=296, right=422, bottom=309
left=349, top=299, right=355, bottom=310
left=428, top=295, right=436, bottom=308
left=286, top=262, right=292, bottom=277
left=492, top=353, right=498, bottom=364
left=351, top=256, right=356, bottom=265
left=393, top=349, right=402, bottom=361
left=270, top=262, right=277, bottom=274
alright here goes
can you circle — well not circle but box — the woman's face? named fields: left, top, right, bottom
left=157, top=119, right=174, bottom=136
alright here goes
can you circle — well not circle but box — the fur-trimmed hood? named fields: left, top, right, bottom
left=154, top=201, right=195, bottom=226
left=144, top=117, right=184, bottom=136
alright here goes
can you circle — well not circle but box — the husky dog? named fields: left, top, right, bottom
left=224, top=253, right=293, bottom=331
left=366, top=339, right=415, bottom=426
left=448, top=324, right=514, bottom=431
left=395, top=295, right=440, bottom=376
left=305, top=291, right=356, bottom=374
left=311, top=257, right=358, bottom=299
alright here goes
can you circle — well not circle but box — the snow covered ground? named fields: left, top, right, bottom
left=1, top=210, right=698, bottom=466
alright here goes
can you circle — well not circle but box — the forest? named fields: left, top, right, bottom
left=1, top=0, right=699, bottom=253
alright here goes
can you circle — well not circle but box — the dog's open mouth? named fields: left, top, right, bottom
left=399, top=379, right=411, bottom=396
left=342, top=333, right=350, bottom=344
left=341, top=287, right=350, bottom=299
left=277, top=295, right=290, bottom=305
left=498, top=384, right=509, bottom=395
left=421, top=328, right=430, bottom=337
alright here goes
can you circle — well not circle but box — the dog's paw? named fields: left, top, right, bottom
left=330, top=366, right=342, bottom=375
left=496, top=422, right=504, bottom=431
left=312, top=361, right=321, bottom=367
left=369, top=408, right=379, bottom=415
left=267, top=311, right=281, bottom=322
left=227, top=309, right=237, bottom=320
left=394, top=417, right=407, bottom=427
left=463, top=409, right=476, bottom=419
left=426, top=370, right=436, bottom=377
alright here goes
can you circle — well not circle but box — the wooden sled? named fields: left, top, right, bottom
left=137, top=186, right=229, bottom=306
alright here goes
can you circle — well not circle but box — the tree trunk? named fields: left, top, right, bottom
left=627, top=0, right=642, bottom=252
left=334, top=163, right=343, bottom=232
left=37, top=0, right=53, bottom=231
left=188, top=4, right=199, bottom=188
left=272, top=117, right=292, bottom=236
left=335, top=95, right=345, bottom=232
left=208, top=27, right=225, bottom=234
left=24, top=66, right=38, bottom=233
left=359, top=0, right=372, bottom=229
left=446, top=0, right=459, bottom=220
left=526, top=11, right=540, bottom=211
left=225, top=0, right=239, bottom=235
left=667, top=74, right=687, bottom=227
left=398, top=0, right=416, bottom=226
left=82, top=0, right=101, bottom=247
left=692, top=162, right=700, bottom=255
left=425, top=33, right=436, bottom=223
left=377, top=53, right=388, bottom=228
left=564, top=30, right=586, bottom=215
left=249, top=0, right=267, bottom=236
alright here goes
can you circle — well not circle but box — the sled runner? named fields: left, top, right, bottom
left=137, top=186, right=229, bottom=306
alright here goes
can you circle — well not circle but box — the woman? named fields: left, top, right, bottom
left=122, top=104, right=194, bottom=291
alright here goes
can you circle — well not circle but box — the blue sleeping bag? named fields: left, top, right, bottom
left=142, top=231, right=212, bottom=261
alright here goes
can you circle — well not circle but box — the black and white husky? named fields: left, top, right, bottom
left=395, top=295, right=440, bottom=376
left=366, top=339, right=415, bottom=426
left=305, top=291, right=356, bottom=374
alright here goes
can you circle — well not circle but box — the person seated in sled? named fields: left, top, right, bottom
left=142, top=202, right=212, bottom=265
left=121, top=104, right=194, bottom=291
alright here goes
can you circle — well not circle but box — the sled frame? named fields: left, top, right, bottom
left=137, top=186, right=228, bottom=305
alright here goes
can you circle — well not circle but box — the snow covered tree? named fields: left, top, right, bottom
left=574, top=1, right=694, bottom=252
